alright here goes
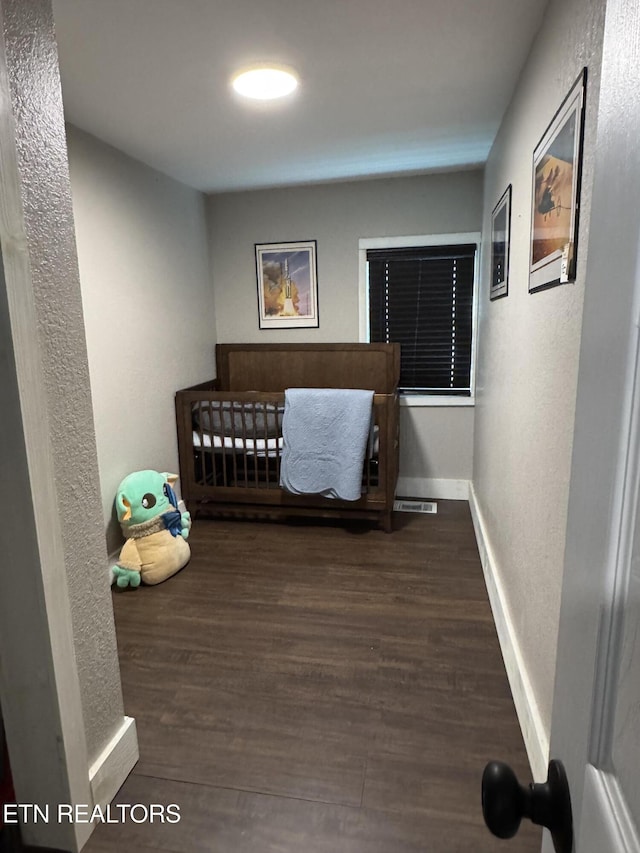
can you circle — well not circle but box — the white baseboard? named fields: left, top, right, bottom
left=468, top=482, right=549, bottom=781
left=89, top=715, right=138, bottom=808
left=396, top=476, right=469, bottom=501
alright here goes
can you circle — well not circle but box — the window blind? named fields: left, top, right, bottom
left=367, top=243, right=476, bottom=395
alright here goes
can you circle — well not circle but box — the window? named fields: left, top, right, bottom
left=364, top=238, right=477, bottom=400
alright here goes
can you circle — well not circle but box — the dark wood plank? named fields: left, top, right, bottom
left=85, top=503, right=541, bottom=852
left=216, top=342, right=400, bottom=393
left=84, top=773, right=541, bottom=853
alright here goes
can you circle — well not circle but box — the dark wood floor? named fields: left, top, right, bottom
left=85, top=502, right=541, bottom=852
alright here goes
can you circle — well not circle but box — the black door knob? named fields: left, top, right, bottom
left=481, top=759, right=573, bottom=853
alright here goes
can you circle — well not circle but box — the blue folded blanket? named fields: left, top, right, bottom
left=279, top=388, right=374, bottom=501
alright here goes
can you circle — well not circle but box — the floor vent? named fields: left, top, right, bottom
left=393, top=499, right=438, bottom=514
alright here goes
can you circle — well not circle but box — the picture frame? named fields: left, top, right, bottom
left=490, top=184, right=512, bottom=300
left=255, top=240, right=319, bottom=329
left=529, top=68, right=587, bottom=293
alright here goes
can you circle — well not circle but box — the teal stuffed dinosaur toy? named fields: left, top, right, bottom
left=111, top=470, right=191, bottom=588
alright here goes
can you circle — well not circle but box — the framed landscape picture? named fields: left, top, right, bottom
left=529, top=68, right=587, bottom=293
left=255, top=240, right=319, bottom=329
left=490, top=184, right=512, bottom=300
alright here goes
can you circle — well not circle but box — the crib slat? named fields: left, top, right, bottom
left=240, top=403, right=249, bottom=487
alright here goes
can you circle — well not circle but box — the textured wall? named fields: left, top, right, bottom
left=66, top=127, right=216, bottom=551
left=473, top=0, right=606, bottom=739
left=1, top=0, right=124, bottom=766
left=208, top=172, right=483, bottom=487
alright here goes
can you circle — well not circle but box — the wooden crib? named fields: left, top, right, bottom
left=175, top=342, right=400, bottom=531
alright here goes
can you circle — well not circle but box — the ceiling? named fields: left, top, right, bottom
left=52, top=0, right=549, bottom=194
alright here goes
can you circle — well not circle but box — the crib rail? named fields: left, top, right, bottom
left=176, top=388, right=394, bottom=513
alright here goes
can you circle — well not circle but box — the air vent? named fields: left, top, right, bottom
left=393, top=499, right=437, bottom=514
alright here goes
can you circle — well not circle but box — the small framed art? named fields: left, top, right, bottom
left=255, top=240, right=319, bottom=329
left=490, top=184, right=512, bottom=300
left=529, top=68, right=587, bottom=293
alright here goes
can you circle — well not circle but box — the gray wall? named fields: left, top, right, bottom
left=208, top=171, right=483, bottom=491
left=0, top=2, right=132, bottom=847
left=0, top=0, right=124, bottom=766
left=67, top=127, right=216, bottom=551
left=473, top=0, right=606, bottom=746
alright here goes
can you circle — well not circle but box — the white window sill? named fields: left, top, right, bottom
left=400, top=395, right=475, bottom=407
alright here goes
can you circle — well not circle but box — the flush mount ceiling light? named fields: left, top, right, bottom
left=231, top=65, right=299, bottom=100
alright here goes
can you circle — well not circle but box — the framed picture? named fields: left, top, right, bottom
left=529, top=68, right=587, bottom=293
left=255, top=240, right=319, bottom=329
left=490, top=184, right=512, bottom=300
